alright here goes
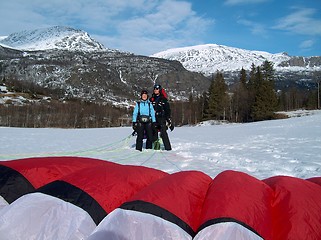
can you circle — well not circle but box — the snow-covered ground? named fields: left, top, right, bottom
left=1, top=110, right=321, bottom=180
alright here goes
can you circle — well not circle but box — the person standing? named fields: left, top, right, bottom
left=132, top=90, right=156, bottom=151
left=149, top=84, right=173, bottom=151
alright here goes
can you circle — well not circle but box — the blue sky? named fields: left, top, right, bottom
left=0, top=0, right=320, bottom=56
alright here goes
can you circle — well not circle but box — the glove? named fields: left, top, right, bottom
left=166, top=118, right=172, bottom=126
left=167, top=119, right=174, bottom=131
left=132, top=122, right=137, bottom=131
left=152, top=122, right=157, bottom=130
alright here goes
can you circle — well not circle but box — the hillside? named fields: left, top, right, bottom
left=0, top=27, right=210, bottom=105
left=152, top=44, right=321, bottom=88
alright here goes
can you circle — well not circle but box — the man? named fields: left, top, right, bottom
left=132, top=90, right=156, bottom=151
left=149, top=84, right=173, bottom=151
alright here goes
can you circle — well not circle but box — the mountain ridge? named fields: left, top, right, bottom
left=0, top=26, right=106, bottom=52
left=151, top=43, right=321, bottom=76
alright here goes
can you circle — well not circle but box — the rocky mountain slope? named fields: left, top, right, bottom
left=0, top=27, right=210, bottom=105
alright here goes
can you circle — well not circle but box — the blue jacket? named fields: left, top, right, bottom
left=132, top=100, right=156, bottom=123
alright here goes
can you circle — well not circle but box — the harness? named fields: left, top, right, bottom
left=137, top=101, right=151, bottom=123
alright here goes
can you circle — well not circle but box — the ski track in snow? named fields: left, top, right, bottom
left=1, top=110, right=321, bottom=180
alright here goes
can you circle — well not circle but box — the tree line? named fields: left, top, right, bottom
left=0, top=101, right=131, bottom=128
left=0, top=78, right=131, bottom=128
left=170, top=60, right=320, bottom=125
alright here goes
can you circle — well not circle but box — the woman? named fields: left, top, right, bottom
left=132, top=90, right=156, bottom=151
left=149, top=84, right=173, bottom=151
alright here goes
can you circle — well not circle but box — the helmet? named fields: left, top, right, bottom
left=153, top=84, right=162, bottom=90
left=141, top=89, right=148, bottom=96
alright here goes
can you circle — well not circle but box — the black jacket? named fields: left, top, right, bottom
left=149, top=94, right=171, bottom=120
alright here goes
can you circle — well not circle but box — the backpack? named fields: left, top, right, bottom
left=160, top=88, right=168, bottom=99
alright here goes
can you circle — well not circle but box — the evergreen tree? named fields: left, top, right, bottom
left=254, top=66, right=263, bottom=88
left=203, top=71, right=228, bottom=120
left=200, top=91, right=209, bottom=121
left=240, top=67, right=247, bottom=86
left=248, top=63, right=257, bottom=91
left=261, top=60, right=275, bottom=81
left=233, top=68, right=251, bottom=122
left=246, top=63, right=257, bottom=119
left=251, top=62, right=278, bottom=121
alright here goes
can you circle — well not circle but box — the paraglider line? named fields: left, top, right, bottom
left=0, top=134, right=134, bottom=160
left=160, top=151, right=182, bottom=172
left=140, top=151, right=157, bottom=166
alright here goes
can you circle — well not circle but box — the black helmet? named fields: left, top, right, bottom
left=153, top=84, right=162, bottom=90
left=141, top=89, right=148, bottom=96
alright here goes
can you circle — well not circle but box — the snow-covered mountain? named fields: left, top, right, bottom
left=0, top=26, right=106, bottom=52
left=151, top=44, right=321, bottom=76
left=0, top=27, right=209, bottom=105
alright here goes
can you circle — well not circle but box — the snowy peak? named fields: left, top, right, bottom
left=151, top=44, right=318, bottom=76
left=0, top=26, right=106, bottom=52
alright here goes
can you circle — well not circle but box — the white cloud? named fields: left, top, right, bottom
left=237, top=19, right=268, bottom=37
left=224, top=0, right=269, bottom=6
left=0, top=0, right=213, bottom=55
left=0, top=0, right=155, bottom=34
left=106, top=0, right=214, bottom=54
left=299, top=39, right=314, bottom=50
left=273, top=8, right=321, bottom=36
left=0, top=1, right=47, bottom=34
left=95, top=34, right=185, bottom=55
left=118, top=0, right=209, bottom=36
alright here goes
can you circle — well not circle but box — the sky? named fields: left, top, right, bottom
left=0, top=0, right=320, bottom=56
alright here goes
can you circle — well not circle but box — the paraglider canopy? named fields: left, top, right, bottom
left=0, top=157, right=321, bottom=240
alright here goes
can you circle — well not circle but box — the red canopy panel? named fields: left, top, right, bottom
left=0, top=156, right=110, bottom=188
left=264, top=176, right=321, bottom=240
left=36, top=163, right=168, bottom=224
left=307, top=176, right=321, bottom=187
left=121, top=170, right=212, bottom=235
left=196, top=170, right=274, bottom=240
left=0, top=156, right=111, bottom=203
